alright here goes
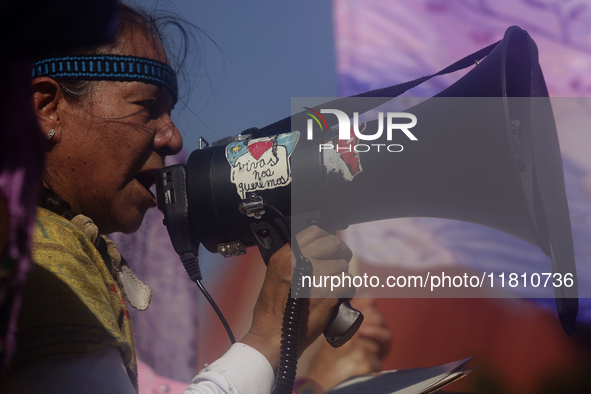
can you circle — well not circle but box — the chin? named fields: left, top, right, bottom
left=104, top=210, right=147, bottom=235
left=118, top=221, right=143, bottom=235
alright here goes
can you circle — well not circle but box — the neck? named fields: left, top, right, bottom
left=38, top=187, right=77, bottom=220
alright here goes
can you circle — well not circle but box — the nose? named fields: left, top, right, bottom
left=154, top=115, right=183, bottom=156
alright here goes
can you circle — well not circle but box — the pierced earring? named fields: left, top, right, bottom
left=46, top=129, right=56, bottom=141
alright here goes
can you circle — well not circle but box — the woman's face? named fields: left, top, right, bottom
left=44, top=28, right=183, bottom=234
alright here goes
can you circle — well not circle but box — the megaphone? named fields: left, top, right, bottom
left=156, top=25, right=577, bottom=348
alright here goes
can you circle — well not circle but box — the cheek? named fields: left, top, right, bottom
left=84, top=128, right=151, bottom=179
left=90, top=182, right=149, bottom=234
left=102, top=123, right=155, bottom=164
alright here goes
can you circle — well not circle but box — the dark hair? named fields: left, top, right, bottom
left=51, top=3, right=194, bottom=103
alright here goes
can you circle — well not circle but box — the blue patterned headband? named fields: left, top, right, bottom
left=31, top=55, right=178, bottom=100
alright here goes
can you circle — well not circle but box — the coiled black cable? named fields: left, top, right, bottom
left=274, top=296, right=304, bottom=393
left=264, top=203, right=312, bottom=394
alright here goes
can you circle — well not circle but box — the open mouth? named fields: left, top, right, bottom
left=135, top=172, right=157, bottom=201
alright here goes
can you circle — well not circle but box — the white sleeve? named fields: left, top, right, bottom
left=186, top=342, right=275, bottom=394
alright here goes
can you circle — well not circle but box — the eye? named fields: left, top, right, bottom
left=132, top=99, right=161, bottom=119
left=132, top=91, right=174, bottom=119
left=135, top=100, right=157, bottom=109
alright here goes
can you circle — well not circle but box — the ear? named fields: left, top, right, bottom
left=31, top=77, right=64, bottom=142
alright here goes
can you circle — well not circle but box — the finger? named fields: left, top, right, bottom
left=301, top=235, right=353, bottom=261
left=309, top=258, right=349, bottom=277
left=294, top=225, right=330, bottom=247
left=307, top=281, right=356, bottom=299
left=306, top=273, right=356, bottom=299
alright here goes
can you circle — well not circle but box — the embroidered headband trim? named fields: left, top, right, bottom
left=31, top=55, right=178, bottom=100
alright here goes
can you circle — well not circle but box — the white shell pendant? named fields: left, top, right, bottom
left=118, top=265, right=152, bottom=311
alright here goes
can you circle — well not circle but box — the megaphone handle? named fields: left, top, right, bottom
left=324, top=299, right=363, bottom=348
